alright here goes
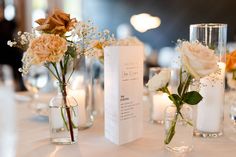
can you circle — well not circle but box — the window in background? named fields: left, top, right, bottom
left=63, top=0, right=82, bottom=20
left=4, top=0, right=15, bottom=21
left=32, top=0, right=48, bottom=27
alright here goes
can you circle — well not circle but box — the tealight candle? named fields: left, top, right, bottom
left=151, top=93, right=172, bottom=123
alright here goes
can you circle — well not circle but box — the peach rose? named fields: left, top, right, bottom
left=27, top=34, right=67, bottom=64
left=35, top=10, right=77, bottom=35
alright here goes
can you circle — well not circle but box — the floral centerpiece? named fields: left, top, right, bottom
left=147, top=40, right=219, bottom=150
left=8, top=10, right=114, bottom=144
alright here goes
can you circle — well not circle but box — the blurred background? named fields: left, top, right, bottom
left=1, top=0, right=236, bottom=90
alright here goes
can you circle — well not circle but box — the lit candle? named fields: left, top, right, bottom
left=151, top=93, right=172, bottom=123
left=196, top=62, right=225, bottom=133
left=70, top=89, right=87, bottom=125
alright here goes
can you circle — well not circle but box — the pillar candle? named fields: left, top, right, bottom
left=196, top=62, right=225, bottom=132
left=152, top=93, right=171, bottom=122
left=70, top=89, right=87, bottom=125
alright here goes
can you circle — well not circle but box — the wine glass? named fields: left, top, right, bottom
left=22, top=65, right=50, bottom=116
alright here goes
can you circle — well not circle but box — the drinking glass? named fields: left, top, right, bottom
left=190, top=23, right=227, bottom=137
left=148, top=67, right=177, bottom=124
left=22, top=65, right=50, bottom=116
left=0, top=65, right=16, bottom=157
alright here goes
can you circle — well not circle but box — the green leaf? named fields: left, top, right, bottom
left=233, top=70, right=236, bottom=80
left=168, top=94, right=182, bottom=106
left=66, top=46, right=77, bottom=58
left=182, top=91, right=203, bottom=105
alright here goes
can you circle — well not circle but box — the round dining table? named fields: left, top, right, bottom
left=1, top=91, right=236, bottom=157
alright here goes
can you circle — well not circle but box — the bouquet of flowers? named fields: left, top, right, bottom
left=8, top=10, right=114, bottom=142
left=147, top=40, right=219, bottom=144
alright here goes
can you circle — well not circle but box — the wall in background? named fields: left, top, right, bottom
left=82, top=0, right=236, bottom=50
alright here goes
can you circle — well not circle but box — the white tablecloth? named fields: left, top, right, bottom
left=1, top=92, right=236, bottom=157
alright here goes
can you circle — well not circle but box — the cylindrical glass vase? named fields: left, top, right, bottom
left=148, top=67, right=172, bottom=124
left=190, top=23, right=227, bottom=137
left=49, top=84, right=79, bottom=144
left=226, top=72, right=236, bottom=126
left=164, top=104, right=193, bottom=153
left=69, top=57, right=94, bottom=130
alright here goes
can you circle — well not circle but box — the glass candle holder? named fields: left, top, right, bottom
left=69, top=57, right=94, bottom=130
left=190, top=23, right=227, bottom=137
left=148, top=67, right=179, bottom=124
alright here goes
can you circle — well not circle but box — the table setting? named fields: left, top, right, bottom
left=1, top=9, right=236, bottom=157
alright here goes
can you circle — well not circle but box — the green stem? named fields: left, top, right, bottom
left=51, top=63, right=62, bottom=83
left=59, top=60, right=75, bottom=142
left=67, top=67, right=75, bottom=83
left=163, top=86, right=179, bottom=107
left=60, top=107, right=69, bottom=131
left=181, top=74, right=192, bottom=97
left=165, top=113, right=178, bottom=144
left=45, top=65, right=60, bottom=81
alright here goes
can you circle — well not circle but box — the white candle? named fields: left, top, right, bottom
left=152, top=93, right=171, bottom=122
left=70, top=89, right=87, bottom=125
left=196, top=62, right=225, bottom=132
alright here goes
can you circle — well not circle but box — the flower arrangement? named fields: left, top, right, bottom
left=8, top=10, right=115, bottom=142
left=147, top=40, right=219, bottom=144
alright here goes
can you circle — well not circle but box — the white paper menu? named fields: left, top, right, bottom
left=104, top=46, right=143, bottom=145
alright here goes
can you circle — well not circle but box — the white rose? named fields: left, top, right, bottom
left=177, top=41, right=218, bottom=79
left=147, top=69, right=171, bottom=91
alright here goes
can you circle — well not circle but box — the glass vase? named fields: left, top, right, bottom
left=190, top=23, right=227, bottom=137
left=49, top=84, right=79, bottom=144
left=69, top=57, right=94, bottom=130
left=148, top=67, right=172, bottom=124
left=164, top=104, right=193, bottom=153
left=148, top=68, right=180, bottom=124
left=226, top=73, right=236, bottom=125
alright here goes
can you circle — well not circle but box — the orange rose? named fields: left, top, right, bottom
left=226, top=50, right=236, bottom=72
left=35, top=10, right=77, bottom=35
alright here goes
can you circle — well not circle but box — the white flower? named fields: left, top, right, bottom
left=17, top=31, right=22, bottom=35
left=7, top=40, right=13, bottom=47
left=146, top=69, right=171, bottom=91
left=177, top=40, right=218, bottom=79
left=113, top=37, right=143, bottom=46
left=103, top=29, right=110, bottom=34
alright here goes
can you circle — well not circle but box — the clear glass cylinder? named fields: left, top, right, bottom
left=164, top=104, right=193, bottom=153
left=148, top=67, right=171, bottom=124
left=226, top=73, right=236, bottom=126
left=190, top=23, right=227, bottom=137
left=49, top=84, right=79, bottom=144
left=148, top=67, right=179, bottom=124
left=69, top=57, right=94, bottom=130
